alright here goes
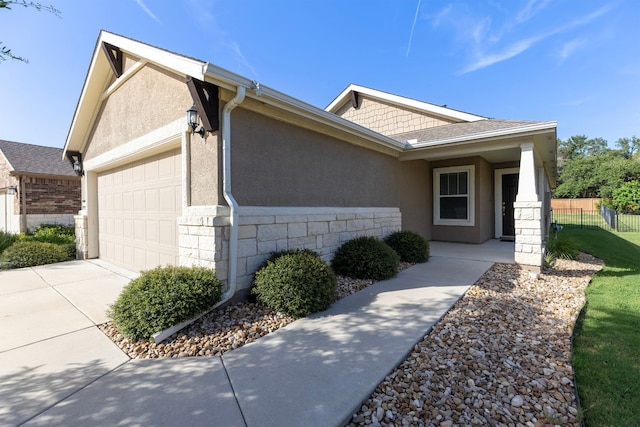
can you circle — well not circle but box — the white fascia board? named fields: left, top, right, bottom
left=100, top=32, right=206, bottom=80
left=204, top=66, right=406, bottom=153
left=325, top=84, right=486, bottom=123
left=64, top=31, right=207, bottom=159
left=63, top=35, right=111, bottom=159
left=407, top=121, right=557, bottom=149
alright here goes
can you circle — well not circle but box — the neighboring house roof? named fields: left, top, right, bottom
left=394, top=119, right=554, bottom=146
left=0, top=139, right=76, bottom=177
left=325, top=84, right=487, bottom=123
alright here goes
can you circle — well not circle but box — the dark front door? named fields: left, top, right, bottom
left=502, top=173, right=518, bottom=238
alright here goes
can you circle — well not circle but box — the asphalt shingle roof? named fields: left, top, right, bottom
left=392, top=119, right=546, bottom=144
left=0, top=140, right=76, bottom=177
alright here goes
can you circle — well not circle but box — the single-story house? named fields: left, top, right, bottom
left=1, top=140, right=81, bottom=233
left=64, top=31, right=557, bottom=300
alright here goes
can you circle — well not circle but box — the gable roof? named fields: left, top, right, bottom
left=325, top=84, right=487, bottom=123
left=394, top=119, right=555, bottom=147
left=64, top=31, right=407, bottom=159
left=0, top=139, right=76, bottom=177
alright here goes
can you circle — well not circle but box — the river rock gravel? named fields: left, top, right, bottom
left=99, top=255, right=602, bottom=427
left=98, top=263, right=410, bottom=359
left=346, top=254, right=602, bottom=427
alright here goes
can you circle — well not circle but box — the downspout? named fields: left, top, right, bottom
left=152, top=85, right=247, bottom=344
left=220, top=85, right=246, bottom=300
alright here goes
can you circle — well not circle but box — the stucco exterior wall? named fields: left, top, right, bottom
left=335, top=97, right=457, bottom=138
left=189, top=130, right=222, bottom=206
left=431, top=156, right=494, bottom=244
left=84, top=63, right=192, bottom=161
left=229, top=108, right=430, bottom=238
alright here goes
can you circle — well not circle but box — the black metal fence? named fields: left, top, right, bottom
left=552, top=207, right=640, bottom=232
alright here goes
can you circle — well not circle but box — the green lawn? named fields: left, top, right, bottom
left=564, top=228, right=640, bottom=426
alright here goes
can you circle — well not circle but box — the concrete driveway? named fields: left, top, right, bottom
left=0, top=240, right=514, bottom=427
left=0, top=260, right=138, bottom=427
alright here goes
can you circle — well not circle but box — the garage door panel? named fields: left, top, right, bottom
left=98, top=148, right=180, bottom=272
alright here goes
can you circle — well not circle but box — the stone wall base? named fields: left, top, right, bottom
left=178, top=206, right=402, bottom=291
left=74, top=213, right=89, bottom=260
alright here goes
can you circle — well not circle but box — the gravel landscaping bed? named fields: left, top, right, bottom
left=98, top=263, right=410, bottom=359
left=99, top=255, right=602, bottom=426
left=347, top=254, right=603, bottom=427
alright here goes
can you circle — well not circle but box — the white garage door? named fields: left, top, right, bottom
left=98, top=148, right=181, bottom=272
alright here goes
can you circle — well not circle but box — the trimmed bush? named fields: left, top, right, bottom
left=0, top=241, right=72, bottom=269
left=384, top=230, right=429, bottom=263
left=108, top=266, right=222, bottom=341
left=252, top=249, right=337, bottom=318
left=0, top=231, right=18, bottom=255
left=331, top=236, right=399, bottom=280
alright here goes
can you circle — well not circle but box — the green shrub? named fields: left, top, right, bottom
left=331, top=236, right=399, bottom=280
left=384, top=230, right=429, bottom=263
left=0, top=231, right=18, bottom=255
left=252, top=249, right=337, bottom=318
left=546, top=228, right=579, bottom=262
left=0, top=241, right=72, bottom=269
left=108, top=266, right=222, bottom=341
left=27, top=223, right=75, bottom=245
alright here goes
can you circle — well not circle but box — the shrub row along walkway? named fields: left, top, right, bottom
left=2, top=245, right=601, bottom=427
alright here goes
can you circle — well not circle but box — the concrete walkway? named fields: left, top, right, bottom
left=1, top=240, right=514, bottom=427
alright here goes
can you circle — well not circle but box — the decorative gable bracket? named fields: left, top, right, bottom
left=350, top=90, right=360, bottom=109
left=186, top=77, right=220, bottom=132
left=102, top=42, right=123, bottom=78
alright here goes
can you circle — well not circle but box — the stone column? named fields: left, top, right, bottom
left=74, top=212, right=89, bottom=260
left=514, top=142, right=543, bottom=270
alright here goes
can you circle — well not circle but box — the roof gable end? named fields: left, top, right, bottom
left=326, top=84, right=486, bottom=123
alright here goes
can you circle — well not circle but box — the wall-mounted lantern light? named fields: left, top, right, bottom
left=6, top=185, right=17, bottom=195
left=66, top=151, right=84, bottom=176
left=186, top=104, right=205, bottom=137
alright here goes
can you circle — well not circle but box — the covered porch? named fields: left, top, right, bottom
left=397, top=119, right=558, bottom=270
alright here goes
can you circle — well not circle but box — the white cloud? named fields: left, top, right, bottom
left=460, top=4, right=613, bottom=74
left=429, top=4, right=452, bottom=28
left=461, top=35, right=543, bottom=74
left=515, top=0, right=553, bottom=24
left=558, top=38, right=586, bottom=61
left=134, top=0, right=161, bottom=24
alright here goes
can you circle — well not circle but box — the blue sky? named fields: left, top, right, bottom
left=1, top=0, right=638, bottom=149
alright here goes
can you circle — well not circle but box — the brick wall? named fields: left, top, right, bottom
left=22, top=177, right=81, bottom=215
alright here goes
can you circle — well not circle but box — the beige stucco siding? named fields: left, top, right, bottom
left=229, top=108, right=431, bottom=237
left=84, top=63, right=192, bottom=161
left=189, top=131, right=223, bottom=206
left=431, top=156, right=494, bottom=243
left=335, top=97, right=457, bottom=138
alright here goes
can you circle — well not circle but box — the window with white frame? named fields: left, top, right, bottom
left=433, top=165, right=475, bottom=226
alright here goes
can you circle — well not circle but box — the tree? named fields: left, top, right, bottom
left=558, top=135, right=609, bottom=163
left=615, top=136, right=640, bottom=159
left=0, top=1, right=60, bottom=63
left=555, top=147, right=640, bottom=199
left=610, top=181, right=640, bottom=213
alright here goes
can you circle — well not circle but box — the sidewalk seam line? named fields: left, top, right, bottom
left=16, top=360, right=131, bottom=427
left=220, top=356, right=249, bottom=427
